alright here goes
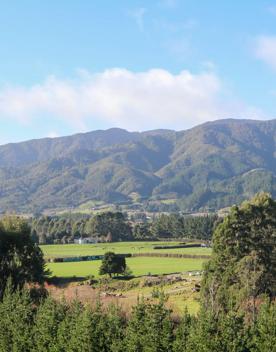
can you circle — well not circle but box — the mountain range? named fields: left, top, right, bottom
left=0, top=118, right=275, bottom=213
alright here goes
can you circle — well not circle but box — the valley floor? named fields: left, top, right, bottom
left=43, top=241, right=208, bottom=316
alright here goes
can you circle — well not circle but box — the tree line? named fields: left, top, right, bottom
left=31, top=212, right=219, bottom=244
left=0, top=193, right=275, bottom=350
left=0, top=283, right=275, bottom=351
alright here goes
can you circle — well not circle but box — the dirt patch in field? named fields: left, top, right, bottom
left=46, top=275, right=201, bottom=316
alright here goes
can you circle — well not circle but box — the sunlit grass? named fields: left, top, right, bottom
left=47, top=256, right=206, bottom=278
left=41, top=242, right=211, bottom=258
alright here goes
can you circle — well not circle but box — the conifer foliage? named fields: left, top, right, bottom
left=0, top=216, right=48, bottom=297
left=201, top=193, right=276, bottom=317
left=0, top=287, right=275, bottom=352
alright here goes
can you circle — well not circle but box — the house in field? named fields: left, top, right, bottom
left=74, top=237, right=98, bottom=244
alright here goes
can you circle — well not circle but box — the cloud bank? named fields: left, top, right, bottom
left=0, top=68, right=265, bottom=131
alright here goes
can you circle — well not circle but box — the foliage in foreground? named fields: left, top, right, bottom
left=0, top=216, right=48, bottom=298
left=0, top=286, right=275, bottom=352
left=201, top=193, right=276, bottom=319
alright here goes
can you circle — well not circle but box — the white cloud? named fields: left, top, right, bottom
left=0, top=68, right=267, bottom=131
left=255, top=35, right=276, bottom=69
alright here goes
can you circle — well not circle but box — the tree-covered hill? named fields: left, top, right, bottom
left=0, top=119, right=275, bottom=212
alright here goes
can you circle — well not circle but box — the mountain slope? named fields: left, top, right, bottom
left=0, top=119, right=275, bottom=212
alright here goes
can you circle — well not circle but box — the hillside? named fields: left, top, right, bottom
left=0, top=119, right=275, bottom=213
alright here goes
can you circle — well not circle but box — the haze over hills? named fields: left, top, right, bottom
left=0, top=118, right=275, bottom=213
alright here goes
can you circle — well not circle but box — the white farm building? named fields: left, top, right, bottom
left=74, top=238, right=98, bottom=244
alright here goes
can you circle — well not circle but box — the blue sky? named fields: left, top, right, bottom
left=1, top=0, right=276, bottom=144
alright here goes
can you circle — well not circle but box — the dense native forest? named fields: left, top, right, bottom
left=0, top=193, right=275, bottom=351
left=0, top=119, right=275, bottom=213
left=30, top=212, right=218, bottom=244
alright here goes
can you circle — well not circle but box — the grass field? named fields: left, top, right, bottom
left=41, top=242, right=212, bottom=258
left=48, top=256, right=206, bottom=278
left=45, top=242, right=207, bottom=316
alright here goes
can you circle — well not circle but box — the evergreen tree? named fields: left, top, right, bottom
left=252, top=301, right=276, bottom=352
left=187, top=309, right=220, bottom=352
left=173, top=308, right=192, bottom=352
left=55, top=300, right=84, bottom=352
left=104, top=304, right=126, bottom=352
left=216, top=312, right=250, bottom=352
left=201, top=193, right=276, bottom=316
left=65, top=305, right=94, bottom=352
left=99, top=252, right=126, bottom=278
left=145, top=300, right=173, bottom=352
left=0, top=284, right=33, bottom=352
left=0, top=216, right=48, bottom=297
left=125, top=299, right=149, bottom=352
left=32, top=296, right=67, bottom=351
left=125, top=298, right=173, bottom=352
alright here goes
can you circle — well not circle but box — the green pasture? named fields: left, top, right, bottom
left=47, top=257, right=206, bottom=278
left=41, top=242, right=212, bottom=258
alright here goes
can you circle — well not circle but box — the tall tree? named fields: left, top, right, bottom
left=173, top=308, right=192, bottom=352
left=201, top=193, right=276, bottom=317
left=252, top=301, right=276, bottom=352
left=0, top=216, right=48, bottom=297
left=32, top=296, right=67, bottom=351
left=125, top=299, right=173, bottom=352
left=0, top=284, right=33, bottom=352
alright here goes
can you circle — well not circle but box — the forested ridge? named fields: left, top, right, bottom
left=0, top=119, right=275, bottom=213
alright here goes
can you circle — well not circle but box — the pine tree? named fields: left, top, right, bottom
left=55, top=300, right=83, bottom=352
left=187, top=309, right=220, bottom=352
left=0, top=216, right=48, bottom=297
left=105, top=304, right=126, bottom=352
left=201, top=193, right=276, bottom=316
left=125, top=298, right=173, bottom=352
left=217, top=312, right=250, bottom=352
left=66, top=305, right=94, bottom=352
left=173, top=308, right=192, bottom=352
left=125, top=299, right=148, bottom=352
left=0, top=284, right=33, bottom=352
left=145, top=300, right=174, bottom=352
left=32, top=296, right=67, bottom=351
left=252, top=301, right=276, bottom=352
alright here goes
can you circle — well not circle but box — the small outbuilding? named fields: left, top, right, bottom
left=74, top=237, right=97, bottom=244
